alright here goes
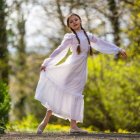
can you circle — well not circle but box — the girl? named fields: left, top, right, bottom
left=35, top=13, right=127, bottom=134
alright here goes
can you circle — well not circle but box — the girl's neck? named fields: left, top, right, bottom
left=74, top=27, right=82, bottom=32
left=75, top=29, right=83, bottom=33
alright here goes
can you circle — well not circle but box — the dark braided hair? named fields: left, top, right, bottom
left=71, top=28, right=81, bottom=54
left=67, top=13, right=93, bottom=56
left=81, top=27, right=93, bottom=55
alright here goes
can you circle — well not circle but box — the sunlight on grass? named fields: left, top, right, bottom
left=6, top=115, right=134, bottom=134
left=117, top=129, right=130, bottom=134
left=6, top=115, right=92, bottom=133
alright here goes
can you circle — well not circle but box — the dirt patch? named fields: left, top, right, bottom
left=0, top=132, right=140, bottom=140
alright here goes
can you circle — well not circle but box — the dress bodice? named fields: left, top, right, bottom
left=70, top=30, right=90, bottom=55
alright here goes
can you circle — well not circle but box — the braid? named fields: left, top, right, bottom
left=71, top=28, right=81, bottom=54
left=81, top=27, right=93, bottom=56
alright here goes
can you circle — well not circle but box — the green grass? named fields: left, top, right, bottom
left=6, top=115, right=92, bottom=133
left=6, top=115, right=134, bottom=134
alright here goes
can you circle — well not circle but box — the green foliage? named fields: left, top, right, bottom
left=126, top=0, right=140, bottom=56
left=7, top=114, right=92, bottom=132
left=84, top=55, right=140, bottom=132
left=7, top=115, right=38, bottom=132
left=0, top=81, right=10, bottom=134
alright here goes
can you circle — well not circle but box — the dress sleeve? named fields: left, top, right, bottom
left=42, top=33, right=72, bottom=67
left=88, top=32, right=122, bottom=54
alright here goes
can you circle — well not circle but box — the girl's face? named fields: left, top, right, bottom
left=68, top=15, right=81, bottom=31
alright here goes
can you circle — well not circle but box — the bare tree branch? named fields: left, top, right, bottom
left=122, top=0, right=135, bottom=5
left=56, top=0, right=67, bottom=33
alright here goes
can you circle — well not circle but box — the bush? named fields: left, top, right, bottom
left=0, top=81, right=10, bottom=134
left=6, top=115, right=38, bottom=132
left=84, top=55, right=140, bottom=132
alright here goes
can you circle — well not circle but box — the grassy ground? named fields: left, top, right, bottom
left=0, top=132, right=140, bottom=140
left=4, top=116, right=140, bottom=139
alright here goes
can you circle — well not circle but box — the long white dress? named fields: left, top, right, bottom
left=35, top=30, right=121, bottom=122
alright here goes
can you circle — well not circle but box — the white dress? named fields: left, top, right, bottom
left=35, top=30, right=121, bottom=122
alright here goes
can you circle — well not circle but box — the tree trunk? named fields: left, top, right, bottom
left=9, top=1, right=27, bottom=120
left=0, top=0, right=9, bottom=84
left=108, top=0, right=121, bottom=59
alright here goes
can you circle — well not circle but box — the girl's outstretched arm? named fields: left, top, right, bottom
left=88, top=32, right=127, bottom=58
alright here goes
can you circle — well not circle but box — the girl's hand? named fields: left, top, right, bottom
left=40, top=65, right=46, bottom=71
left=119, top=49, right=127, bottom=59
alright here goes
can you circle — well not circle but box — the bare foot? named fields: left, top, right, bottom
left=37, top=122, right=46, bottom=134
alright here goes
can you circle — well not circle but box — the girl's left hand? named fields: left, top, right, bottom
left=119, top=49, right=127, bottom=59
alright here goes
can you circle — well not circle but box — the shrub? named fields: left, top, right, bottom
left=0, top=81, right=10, bottom=134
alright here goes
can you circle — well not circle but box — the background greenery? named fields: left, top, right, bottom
left=0, top=0, right=140, bottom=133
left=0, top=82, right=10, bottom=133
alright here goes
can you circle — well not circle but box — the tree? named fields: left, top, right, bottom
left=0, top=0, right=11, bottom=134
left=7, top=0, right=29, bottom=120
left=0, top=0, right=9, bottom=84
left=127, top=0, right=140, bottom=56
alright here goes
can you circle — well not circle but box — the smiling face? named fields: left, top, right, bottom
left=67, top=14, right=81, bottom=31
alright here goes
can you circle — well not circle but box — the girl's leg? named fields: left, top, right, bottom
left=70, top=119, right=78, bottom=129
left=37, top=110, right=52, bottom=134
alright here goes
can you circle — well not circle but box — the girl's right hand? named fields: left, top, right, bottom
left=40, top=65, right=46, bottom=71
left=119, top=49, right=127, bottom=59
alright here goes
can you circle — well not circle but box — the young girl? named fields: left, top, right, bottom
left=35, top=13, right=127, bottom=134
